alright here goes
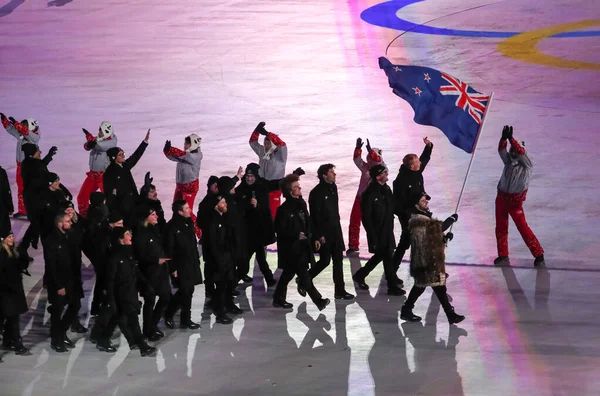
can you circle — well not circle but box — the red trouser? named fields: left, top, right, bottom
left=16, top=161, right=26, bottom=214
left=348, top=195, right=362, bottom=250
left=173, top=179, right=201, bottom=238
left=77, top=171, right=104, bottom=218
left=495, top=191, right=544, bottom=258
left=269, top=190, right=282, bottom=220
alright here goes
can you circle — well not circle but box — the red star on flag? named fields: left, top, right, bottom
left=412, top=87, right=422, bottom=96
left=424, top=73, right=431, bottom=82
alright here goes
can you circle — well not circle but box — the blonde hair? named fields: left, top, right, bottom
left=1, top=239, right=19, bottom=259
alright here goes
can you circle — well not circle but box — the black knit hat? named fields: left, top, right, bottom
left=59, top=201, right=75, bottom=211
left=217, top=176, right=236, bottom=194
left=21, top=143, right=38, bottom=157
left=108, top=211, right=124, bottom=224
left=46, top=172, right=60, bottom=185
left=245, top=163, right=260, bottom=176
left=207, top=175, right=219, bottom=188
left=208, top=194, right=226, bottom=210
left=0, top=228, right=13, bottom=241
left=369, top=164, right=387, bottom=179
left=408, top=192, right=431, bottom=207
left=106, top=147, right=122, bottom=161
left=136, top=204, right=156, bottom=221
left=90, top=191, right=105, bottom=206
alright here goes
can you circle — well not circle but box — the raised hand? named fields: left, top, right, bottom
left=163, top=140, right=171, bottom=152
left=366, top=138, right=372, bottom=152
left=355, top=137, right=363, bottom=149
left=144, top=129, right=151, bottom=143
left=423, top=136, right=432, bottom=146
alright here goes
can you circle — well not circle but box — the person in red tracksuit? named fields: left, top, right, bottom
left=494, top=126, right=545, bottom=267
left=347, top=138, right=384, bottom=255
left=0, top=113, right=41, bottom=219
left=77, top=122, right=118, bottom=218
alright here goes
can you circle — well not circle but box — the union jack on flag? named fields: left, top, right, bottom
left=379, top=57, right=490, bottom=153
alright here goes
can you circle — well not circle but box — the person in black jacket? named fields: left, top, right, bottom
left=234, top=163, right=278, bottom=285
left=353, top=165, right=404, bottom=296
left=197, top=175, right=220, bottom=298
left=273, top=174, right=330, bottom=310
left=44, top=212, right=78, bottom=352
left=103, top=130, right=150, bottom=226
left=0, top=166, right=14, bottom=238
left=203, top=195, right=242, bottom=324
left=138, top=171, right=166, bottom=234
left=104, top=227, right=156, bottom=356
left=392, top=137, right=433, bottom=275
left=163, top=200, right=203, bottom=330
left=308, top=164, right=354, bottom=300
left=133, top=204, right=171, bottom=341
left=0, top=230, right=30, bottom=355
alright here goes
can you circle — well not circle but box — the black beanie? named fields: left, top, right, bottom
left=90, top=191, right=105, bottom=206
left=245, top=163, right=260, bottom=176
left=369, top=164, right=387, bottom=179
left=207, top=175, right=219, bottom=188
left=217, top=176, right=235, bottom=194
left=136, top=204, right=156, bottom=221
left=59, top=201, right=75, bottom=211
left=21, top=143, right=38, bottom=157
left=208, top=194, right=226, bottom=210
left=107, top=147, right=122, bottom=161
left=46, top=172, right=60, bottom=185
left=408, top=192, right=431, bottom=207
left=0, top=227, right=13, bottom=241
left=108, top=211, right=124, bottom=224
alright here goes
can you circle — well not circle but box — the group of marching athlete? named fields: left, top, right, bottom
left=0, top=114, right=545, bottom=358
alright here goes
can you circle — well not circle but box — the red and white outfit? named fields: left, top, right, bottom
left=1, top=115, right=40, bottom=215
left=164, top=135, right=202, bottom=238
left=76, top=122, right=117, bottom=217
left=249, top=128, right=288, bottom=219
left=495, top=138, right=544, bottom=258
left=348, top=147, right=384, bottom=250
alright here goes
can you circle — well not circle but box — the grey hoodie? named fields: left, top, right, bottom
left=4, top=123, right=41, bottom=163
left=88, top=136, right=118, bottom=172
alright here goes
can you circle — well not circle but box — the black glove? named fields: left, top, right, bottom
left=366, top=138, right=372, bottom=152
left=450, top=213, right=458, bottom=222
left=255, top=121, right=268, bottom=136
left=0, top=113, right=6, bottom=120
left=82, top=128, right=92, bottom=136
left=355, top=138, right=363, bottom=150
left=292, top=167, right=305, bottom=176
left=444, top=232, right=454, bottom=243
left=8, top=116, right=16, bottom=124
left=144, top=171, right=153, bottom=187
left=164, top=140, right=171, bottom=152
left=49, top=146, right=58, bottom=157
left=86, top=140, right=97, bottom=149
left=501, top=125, right=513, bottom=140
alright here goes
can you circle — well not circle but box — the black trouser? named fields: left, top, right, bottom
left=117, top=312, right=144, bottom=347
left=141, top=286, right=170, bottom=334
left=392, top=214, right=411, bottom=270
left=239, top=243, right=274, bottom=281
left=309, top=241, right=345, bottom=293
left=404, top=284, right=452, bottom=313
left=2, top=314, right=21, bottom=346
left=50, top=295, right=81, bottom=344
left=204, top=257, right=214, bottom=297
left=274, top=257, right=323, bottom=304
left=213, top=280, right=234, bottom=316
left=166, top=286, right=194, bottom=324
left=354, top=247, right=398, bottom=288
left=91, top=261, right=106, bottom=311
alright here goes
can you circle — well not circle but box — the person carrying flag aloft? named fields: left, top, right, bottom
left=163, top=134, right=202, bottom=238
left=249, top=122, right=288, bottom=219
left=347, top=138, right=384, bottom=255
left=0, top=113, right=41, bottom=219
left=494, top=126, right=544, bottom=267
left=76, top=122, right=118, bottom=218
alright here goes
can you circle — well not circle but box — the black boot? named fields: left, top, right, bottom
left=70, top=320, right=88, bottom=334
left=334, top=290, right=355, bottom=300
left=295, top=278, right=306, bottom=297
left=164, top=309, right=175, bottom=329
left=51, top=341, right=67, bottom=353
left=316, top=298, right=330, bottom=311
left=534, top=254, right=545, bottom=267
left=266, top=277, right=277, bottom=288
left=400, top=305, right=422, bottom=322
left=63, top=333, right=76, bottom=349
left=352, top=273, right=369, bottom=290
left=387, top=286, right=406, bottom=296
left=272, top=299, right=293, bottom=309
left=240, top=275, right=253, bottom=284
left=13, top=340, right=30, bottom=355
left=215, top=314, right=233, bottom=324
left=138, top=341, right=156, bottom=357
left=180, top=320, right=201, bottom=330
left=226, top=304, right=244, bottom=315
left=445, top=307, right=465, bottom=324
left=96, top=340, right=117, bottom=353
left=494, top=256, right=510, bottom=265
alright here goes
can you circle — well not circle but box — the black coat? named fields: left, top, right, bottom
left=67, top=215, right=85, bottom=299
left=21, top=156, right=51, bottom=214
left=203, top=210, right=236, bottom=282
left=235, top=178, right=279, bottom=247
left=392, top=144, right=432, bottom=217
left=361, top=182, right=396, bottom=253
left=37, top=188, right=69, bottom=238
left=223, top=193, right=247, bottom=260
left=308, top=180, right=345, bottom=252
left=0, top=166, right=13, bottom=237
left=43, top=228, right=73, bottom=302
left=82, top=204, right=109, bottom=260
left=196, top=189, right=218, bottom=240
left=274, top=196, right=315, bottom=270
left=106, top=244, right=144, bottom=315
left=133, top=223, right=170, bottom=296
left=103, top=141, right=147, bottom=219
left=0, top=248, right=29, bottom=316
left=164, top=214, right=203, bottom=289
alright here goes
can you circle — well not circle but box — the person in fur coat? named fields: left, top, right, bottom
left=400, top=193, right=464, bottom=324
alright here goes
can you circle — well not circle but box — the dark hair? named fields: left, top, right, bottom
left=317, top=163, right=335, bottom=180
left=172, top=199, right=188, bottom=214
left=54, top=212, right=69, bottom=227
left=280, top=174, right=300, bottom=197
left=111, top=226, right=130, bottom=246
left=402, top=153, right=418, bottom=167
left=185, top=136, right=191, bottom=145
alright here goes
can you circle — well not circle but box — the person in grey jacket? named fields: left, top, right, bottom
left=494, top=126, right=544, bottom=267
left=249, top=122, right=288, bottom=218
left=163, top=134, right=203, bottom=237
left=1, top=113, right=41, bottom=218
left=76, top=121, right=118, bottom=218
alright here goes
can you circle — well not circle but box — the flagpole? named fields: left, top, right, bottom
left=452, top=92, right=495, bottom=219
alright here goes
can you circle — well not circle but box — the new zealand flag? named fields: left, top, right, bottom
left=379, top=57, right=490, bottom=153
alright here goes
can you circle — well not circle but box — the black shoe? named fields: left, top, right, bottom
left=231, top=289, right=241, bottom=297
left=266, top=278, right=277, bottom=288
left=90, top=304, right=100, bottom=317
left=316, top=298, right=330, bottom=311
left=388, top=287, right=406, bottom=296
left=446, top=308, right=466, bottom=324
left=334, top=291, right=355, bottom=300
left=13, top=212, right=28, bottom=220
left=494, top=256, right=510, bottom=265
left=14, top=343, right=30, bottom=355
left=164, top=315, right=175, bottom=329
left=180, top=321, right=201, bottom=330
left=139, top=342, right=156, bottom=357
left=96, top=341, right=117, bottom=353
left=89, top=335, right=99, bottom=344
left=130, top=344, right=139, bottom=350
left=395, top=277, right=404, bottom=287
left=534, top=254, right=545, bottom=267
left=296, top=279, right=306, bottom=297
left=272, top=299, right=293, bottom=309
left=346, top=248, right=359, bottom=256
left=70, top=322, right=88, bottom=334
left=145, top=332, right=161, bottom=342
left=154, top=328, right=165, bottom=338
left=226, top=305, right=244, bottom=315
left=215, top=315, right=233, bottom=324
left=352, top=274, right=369, bottom=290
left=63, top=334, right=76, bottom=348
left=400, top=306, right=422, bottom=322
left=241, top=275, right=253, bottom=284
left=51, top=343, right=68, bottom=353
